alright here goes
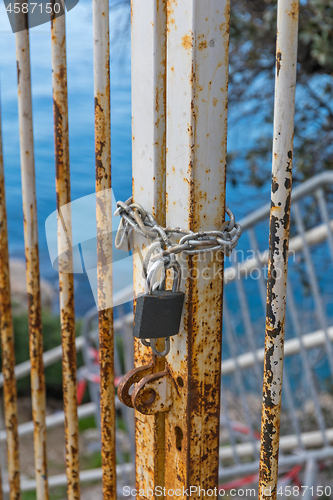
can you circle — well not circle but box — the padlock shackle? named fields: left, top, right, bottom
left=147, top=258, right=181, bottom=294
left=166, top=260, right=181, bottom=293
left=146, top=259, right=165, bottom=293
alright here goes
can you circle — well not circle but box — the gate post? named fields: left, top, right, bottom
left=165, top=1, right=230, bottom=495
left=131, top=0, right=167, bottom=496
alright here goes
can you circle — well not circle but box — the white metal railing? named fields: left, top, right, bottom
left=220, top=171, right=333, bottom=483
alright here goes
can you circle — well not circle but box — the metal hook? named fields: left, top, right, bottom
left=140, top=338, right=170, bottom=357
left=150, top=338, right=170, bottom=357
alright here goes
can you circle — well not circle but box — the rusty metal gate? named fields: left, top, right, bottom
left=2, top=169, right=333, bottom=497
left=0, top=0, right=323, bottom=498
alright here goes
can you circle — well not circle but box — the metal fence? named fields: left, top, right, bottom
left=77, top=171, right=333, bottom=495
left=1, top=0, right=329, bottom=498
left=5, top=170, right=331, bottom=495
left=220, top=172, right=333, bottom=486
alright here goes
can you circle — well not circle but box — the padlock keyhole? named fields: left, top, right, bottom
left=175, top=426, right=183, bottom=451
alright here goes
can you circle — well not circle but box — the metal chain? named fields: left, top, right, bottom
left=115, top=197, right=241, bottom=356
left=115, top=197, right=242, bottom=264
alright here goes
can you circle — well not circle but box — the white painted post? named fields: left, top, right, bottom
left=165, top=1, right=230, bottom=494
left=131, top=0, right=167, bottom=495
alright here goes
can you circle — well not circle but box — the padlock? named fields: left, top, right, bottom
left=133, top=260, right=185, bottom=356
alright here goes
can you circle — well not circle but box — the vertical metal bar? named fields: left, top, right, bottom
left=113, top=336, right=129, bottom=480
left=287, top=279, right=328, bottom=446
left=51, top=8, right=80, bottom=499
left=92, top=1, right=116, bottom=498
left=249, top=226, right=311, bottom=452
left=0, top=102, right=20, bottom=499
left=165, top=1, right=230, bottom=494
left=122, top=319, right=135, bottom=464
left=258, top=1, right=299, bottom=498
left=293, top=202, right=333, bottom=377
left=233, top=253, right=263, bottom=390
left=279, top=367, right=303, bottom=451
left=220, top=380, right=241, bottom=466
left=224, top=305, right=258, bottom=458
left=248, top=228, right=268, bottom=310
left=302, top=459, right=318, bottom=500
left=16, top=16, right=49, bottom=500
left=131, top=0, right=167, bottom=496
left=315, top=188, right=333, bottom=262
left=0, top=461, right=2, bottom=500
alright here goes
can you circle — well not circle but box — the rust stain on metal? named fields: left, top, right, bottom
left=93, top=0, right=116, bottom=496
left=154, top=2, right=167, bottom=222
left=258, top=2, right=299, bottom=498
left=118, top=363, right=154, bottom=407
left=15, top=22, right=49, bottom=499
left=182, top=33, right=193, bottom=50
left=259, top=173, right=292, bottom=498
left=164, top=1, right=230, bottom=496
left=132, top=370, right=172, bottom=415
left=95, top=92, right=116, bottom=498
left=131, top=0, right=168, bottom=496
left=16, top=61, right=20, bottom=85
left=198, top=38, right=207, bottom=51
left=289, top=1, right=298, bottom=18
left=133, top=320, right=167, bottom=498
left=276, top=51, right=282, bottom=77
left=0, top=107, right=20, bottom=500
left=166, top=0, right=177, bottom=32
left=51, top=8, right=80, bottom=498
left=95, top=98, right=116, bottom=497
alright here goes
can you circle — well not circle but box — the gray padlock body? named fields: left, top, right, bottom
left=133, top=290, right=185, bottom=339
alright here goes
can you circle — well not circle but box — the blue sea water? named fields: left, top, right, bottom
left=0, top=0, right=272, bottom=317
left=0, top=1, right=133, bottom=314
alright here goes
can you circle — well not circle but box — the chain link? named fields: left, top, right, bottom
left=115, top=197, right=242, bottom=266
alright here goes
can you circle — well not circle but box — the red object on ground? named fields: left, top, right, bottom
left=218, top=464, right=304, bottom=492
left=77, top=379, right=87, bottom=405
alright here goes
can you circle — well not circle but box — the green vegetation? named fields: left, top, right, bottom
left=81, top=451, right=102, bottom=470
left=4, top=309, right=84, bottom=396
left=78, top=415, right=97, bottom=432
left=22, top=492, right=36, bottom=500
left=22, top=489, right=68, bottom=500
